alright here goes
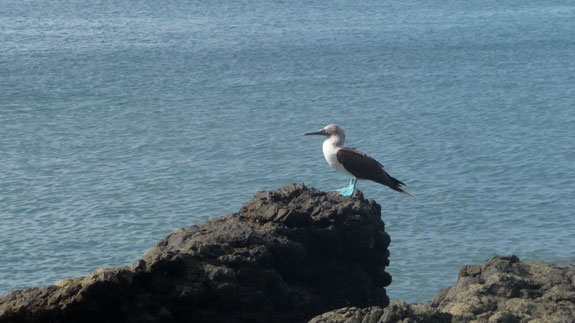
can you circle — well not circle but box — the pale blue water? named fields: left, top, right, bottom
left=1, top=0, right=574, bottom=303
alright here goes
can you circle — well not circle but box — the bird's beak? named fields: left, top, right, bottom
left=305, top=129, right=328, bottom=136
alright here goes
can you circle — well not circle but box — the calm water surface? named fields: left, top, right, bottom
left=1, top=0, right=574, bottom=303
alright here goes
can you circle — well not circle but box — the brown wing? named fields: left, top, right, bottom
left=336, top=148, right=385, bottom=180
left=337, top=147, right=411, bottom=195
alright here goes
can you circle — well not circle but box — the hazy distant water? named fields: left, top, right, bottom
left=1, top=0, right=574, bottom=303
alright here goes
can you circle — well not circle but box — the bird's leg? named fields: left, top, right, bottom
left=337, top=178, right=357, bottom=197
left=350, top=178, right=357, bottom=195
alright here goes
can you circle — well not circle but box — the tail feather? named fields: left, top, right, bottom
left=378, top=174, right=413, bottom=197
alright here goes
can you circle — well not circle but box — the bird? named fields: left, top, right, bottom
left=305, top=124, right=411, bottom=197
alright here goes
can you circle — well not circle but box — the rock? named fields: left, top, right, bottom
left=308, top=306, right=385, bottom=323
left=429, top=255, right=575, bottom=322
left=0, top=184, right=391, bottom=323
left=308, top=301, right=450, bottom=323
left=4, top=184, right=573, bottom=323
left=310, top=256, right=575, bottom=323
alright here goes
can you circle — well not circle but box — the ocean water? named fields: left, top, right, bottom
left=1, top=0, right=574, bottom=303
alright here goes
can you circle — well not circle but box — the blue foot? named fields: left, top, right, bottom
left=337, top=185, right=354, bottom=196
left=336, top=178, right=357, bottom=197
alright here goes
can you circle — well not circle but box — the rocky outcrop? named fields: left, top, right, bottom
left=309, top=302, right=450, bottom=323
left=310, top=255, right=575, bottom=323
left=430, top=255, right=575, bottom=322
left=0, top=184, right=391, bottom=323
left=3, top=184, right=574, bottom=323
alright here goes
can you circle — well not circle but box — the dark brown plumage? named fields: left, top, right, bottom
left=336, top=148, right=411, bottom=196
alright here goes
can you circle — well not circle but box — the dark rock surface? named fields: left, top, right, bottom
left=310, top=255, right=575, bottom=323
left=430, top=255, right=575, bottom=322
left=3, top=184, right=573, bottom=323
left=0, top=184, right=391, bottom=323
left=308, top=302, right=450, bottom=323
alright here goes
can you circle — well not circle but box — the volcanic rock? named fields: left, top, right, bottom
left=310, top=255, right=575, bottom=322
left=0, top=184, right=391, bottom=323
left=430, top=255, right=575, bottom=322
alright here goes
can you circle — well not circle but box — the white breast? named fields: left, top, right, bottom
left=322, top=140, right=354, bottom=177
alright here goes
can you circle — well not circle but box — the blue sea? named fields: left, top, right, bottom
left=1, top=0, right=574, bottom=303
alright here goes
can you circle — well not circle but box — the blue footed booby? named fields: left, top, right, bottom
left=305, top=124, right=411, bottom=197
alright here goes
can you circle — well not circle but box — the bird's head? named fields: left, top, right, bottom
left=305, top=124, right=345, bottom=145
